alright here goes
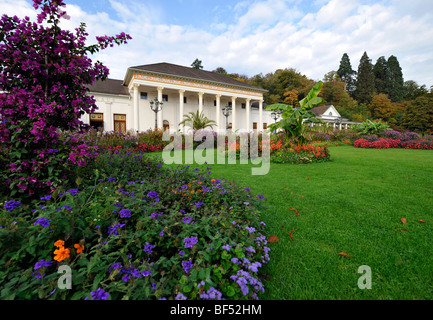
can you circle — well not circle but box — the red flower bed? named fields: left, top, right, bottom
left=354, top=138, right=433, bottom=150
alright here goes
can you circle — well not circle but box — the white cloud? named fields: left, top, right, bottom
left=0, top=0, right=432, bottom=87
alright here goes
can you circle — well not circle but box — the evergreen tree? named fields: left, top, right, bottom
left=337, top=53, right=356, bottom=95
left=191, top=58, right=203, bottom=69
left=355, top=52, right=375, bottom=104
left=373, top=56, right=387, bottom=94
left=385, top=55, right=404, bottom=102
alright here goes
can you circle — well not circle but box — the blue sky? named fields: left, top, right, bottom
left=1, top=0, right=433, bottom=88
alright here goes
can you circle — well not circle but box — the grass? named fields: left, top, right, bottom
left=155, top=145, right=433, bottom=299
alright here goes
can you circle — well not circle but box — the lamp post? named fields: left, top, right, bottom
left=149, top=97, right=163, bottom=129
left=336, top=116, right=342, bottom=130
left=271, top=111, right=281, bottom=123
left=222, top=104, right=232, bottom=131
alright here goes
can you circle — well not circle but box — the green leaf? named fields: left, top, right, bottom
left=182, top=284, right=192, bottom=293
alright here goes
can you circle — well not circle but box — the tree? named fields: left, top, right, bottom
left=355, top=52, right=375, bottom=104
left=337, top=53, right=357, bottom=96
left=385, top=55, right=404, bottom=102
left=178, top=110, right=216, bottom=130
left=266, top=81, right=324, bottom=145
left=369, top=93, right=395, bottom=121
left=403, top=80, right=428, bottom=101
left=373, top=56, right=387, bottom=94
left=0, top=0, right=131, bottom=200
left=401, top=95, right=433, bottom=133
left=283, top=89, right=299, bottom=106
left=321, top=71, right=346, bottom=105
left=213, top=67, right=227, bottom=75
left=191, top=58, right=203, bottom=69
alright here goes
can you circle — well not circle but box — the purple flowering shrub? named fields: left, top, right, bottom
left=0, top=0, right=131, bottom=201
left=0, top=153, right=270, bottom=300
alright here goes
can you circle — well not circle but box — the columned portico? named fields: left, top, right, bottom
left=133, top=83, right=139, bottom=132
left=245, top=98, right=251, bottom=132
left=157, top=86, right=164, bottom=129
left=88, top=63, right=272, bottom=134
left=231, top=96, right=237, bottom=131
left=179, top=89, right=185, bottom=132
left=259, top=100, right=263, bottom=133
left=215, top=94, right=221, bottom=132
left=198, top=92, right=204, bottom=114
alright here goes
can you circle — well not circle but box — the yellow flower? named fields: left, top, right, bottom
left=54, top=240, right=65, bottom=248
left=74, top=243, right=85, bottom=254
left=54, top=246, right=70, bottom=262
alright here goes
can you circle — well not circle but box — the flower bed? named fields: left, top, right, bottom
left=270, top=142, right=331, bottom=164
left=354, top=138, right=433, bottom=150
left=0, top=152, right=270, bottom=300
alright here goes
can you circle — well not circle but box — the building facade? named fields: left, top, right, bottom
left=310, top=105, right=361, bottom=130
left=84, top=62, right=273, bottom=133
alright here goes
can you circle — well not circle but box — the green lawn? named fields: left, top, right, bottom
left=157, top=146, right=433, bottom=299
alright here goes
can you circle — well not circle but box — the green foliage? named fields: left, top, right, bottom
left=191, top=58, right=203, bottom=70
left=385, top=55, right=404, bottom=102
left=179, top=111, right=216, bottom=130
left=353, top=119, right=391, bottom=135
left=355, top=52, right=375, bottom=104
left=373, top=56, right=388, bottom=94
left=0, top=152, right=269, bottom=300
left=266, top=81, right=324, bottom=145
left=401, top=95, right=433, bottom=133
left=337, top=53, right=356, bottom=96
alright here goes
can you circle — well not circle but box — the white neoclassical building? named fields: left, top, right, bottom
left=83, top=62, right=273, bottom=133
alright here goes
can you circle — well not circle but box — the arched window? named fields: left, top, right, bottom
left=329, top=112, right=332, bottom=116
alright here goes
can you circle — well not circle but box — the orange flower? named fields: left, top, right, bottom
left=54, top=246, right=71, bottom=262
left=54, top=240, right=65, bottom=248
left=74, top=243, right=85, bottom=254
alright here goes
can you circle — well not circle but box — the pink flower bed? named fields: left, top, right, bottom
left=354, top=138, right=433, bottom=150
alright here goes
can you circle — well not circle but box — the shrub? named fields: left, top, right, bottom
left=0, top=153, right=270, bottom=300
left=0, top=0, right=130, bottom=202
left=354, top=138, right=433, bottom=150
left=270, top=144, right=331, bottom=164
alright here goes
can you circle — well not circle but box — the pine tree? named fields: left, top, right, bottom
left=373, top=56, right=387, bottom=94
left=355, top=52, right=375, bottom=104
left=337, top=53, right=356, bottom=96
left=191, top=58, right=203, bottom=69
left=385, top=55, right=404, bottom=102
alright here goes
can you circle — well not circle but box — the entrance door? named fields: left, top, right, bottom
left=90, top=113, right=104, bottom=131
left=114, top=114, right=126, bottom=133
left=163, top=120, right=170, bottom=131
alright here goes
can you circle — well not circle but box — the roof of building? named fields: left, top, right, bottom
left=311, top=105, right=332, bottom=116
left=87, top=78, right=129, bottom=96
left=127, top=62, right=267, bottom=93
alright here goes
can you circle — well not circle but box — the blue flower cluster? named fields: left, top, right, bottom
left=3, top=200, right=21, bottom=212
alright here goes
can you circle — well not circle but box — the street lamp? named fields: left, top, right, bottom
left=149, top=97, right=163, bottom=129
left=222, top=104, right=232, bottom=130
left=271, top=111, right=281, bottom=123
left=336, top=116, right=342, bottom=130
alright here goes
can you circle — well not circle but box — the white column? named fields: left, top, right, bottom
left=133, top=83, right=139, bottom=133
left=198, top=92, right=204, bottom=114
left=245, top=98, right=251, bottom=133
left=105, top=102, right=113, bottom=131
left=232, top=96, right=237, bottom=131
left=216, top=94, right=221, bottom=132
left=157, top=87, right=164, bottom=129
left=259, top=99, right=263, bottom=133
left=179, top=89, right=185, bottom=132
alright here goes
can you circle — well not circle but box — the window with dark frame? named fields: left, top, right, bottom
left=140, top=92, right=148, bottom=100
left=162, top=94, right=168, bottom=102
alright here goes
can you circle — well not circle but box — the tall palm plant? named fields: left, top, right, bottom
left=179, top=110, right=216, bottom=130
left=266, top=81, right=324, bottom=145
